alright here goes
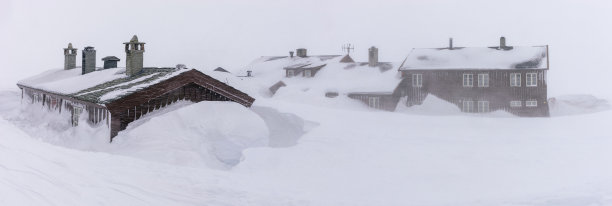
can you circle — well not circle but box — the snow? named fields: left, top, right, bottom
left=18, top=67, right=125, bottom=94
left=549, top=95, right=611, bottom=116
left=16, top=67, right=191, bottom=103
left=400, top=46, right=549, bottom=70
left=241, top=55, right=402, bottom=96
left=111, top=101, right=269, bottom=168
left=2, top=84, right=612, bottom=205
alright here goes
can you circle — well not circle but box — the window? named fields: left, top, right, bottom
left=72, top=107, right=83, bottom=126
left=304, top=70, right=312, bottom=77
left=510, top=73, right=521, bottom=87
left=412, top=74, right=423, bottom=87
left=526, top=100, right=537, bottom=107
left=478, top=101, right=490, bottom=113
left=510, top=101, right=522, bottom=107
left=478, top=73, right=489, bottom=87
left=368, top=97, right=380, bottom=109
left=463, top=74, right=473, bottom=87
left=287, top=70, right=294, bottom=77
left=526, top=73, right=537, bottom=87
left=462, top=100, right=474, bottom=113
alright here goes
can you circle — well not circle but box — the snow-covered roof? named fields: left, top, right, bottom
left=399, top=46, right=549, bottom=70
left=242, top=55, right=402, bottom=95
left=18, top=67, right=191, bottom=104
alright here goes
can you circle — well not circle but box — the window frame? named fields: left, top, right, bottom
left=287, top=70, right=294, bottom=77
left=510, top=101, right=522, bottom=107
left=477, top=101, right=490, bottom=113
left=412, top=74, right=423, bottom=87
left=526, top=73, right=537, bottom=87
left=526, top=100, right=538, bottom=107
left=463, top=74, right=474, bottom=87
left=304, top=70, right=312, bottom=77
left=462, top=100, right=474, bottom=113
left=368, top=97, right=381, bottom=109
left=510, top=73, right=521, bottom=87
left=478, top=73, right=489, bottom=87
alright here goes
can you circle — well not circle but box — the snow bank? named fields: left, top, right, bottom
left=111, top=101, right=269, bottom=169
left=395, top=94, right=514, bottom=117
left=395, top=95, right=462, bottom=115
left=549, top=95, right=611, bottom=116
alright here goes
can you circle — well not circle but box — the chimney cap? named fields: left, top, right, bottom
left=124, top=35, right=146, bottom=44
left=102, top=56, right=120, bottom=61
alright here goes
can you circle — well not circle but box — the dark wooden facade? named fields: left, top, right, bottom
left=398, top=69, right=549, bottom=117
left=18, top=69, right=255, bottom=141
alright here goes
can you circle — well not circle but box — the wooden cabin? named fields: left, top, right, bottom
left=18, top=68, right=255, bottom=140
left=398, top=37, right=550, bottom=117
left=18, top=36, right=254, bottom=141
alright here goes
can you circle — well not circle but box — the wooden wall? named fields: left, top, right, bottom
left=399, top=69, right=550, bottom=117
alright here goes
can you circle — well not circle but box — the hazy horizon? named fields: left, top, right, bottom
left=1, top=0, right=611, bottom=99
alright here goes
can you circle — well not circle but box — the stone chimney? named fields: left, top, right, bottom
left=64, top=43, right=77, bottom=70
left=296, top=48, right=307, bottom=57
left=102, top=56, right=120, bottom=69
left=449, top=38, right=454, bottom=49
left=82, top=46, right=96, bottom=75
left=500, top=36, right=506, bottom=48
left=124, top=35, right=145, bottom=76
left=368, top=46, right=379, bottom=67
left=289, top=51, right=294, bottom=57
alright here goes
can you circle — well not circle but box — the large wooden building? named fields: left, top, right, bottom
left=17, top=36, right=255, bottom=141
left=398, top=37, right=550, bottom=117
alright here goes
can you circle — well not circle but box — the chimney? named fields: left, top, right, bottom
left=82, top=46, right=96, bottom=75
left=296, top=48, right=307, bottom=57
left=247, top=70, right=252, bottom=77
left=289, top=51, right=294, bottom=57
left=63, top=43, right=77, bottom=70
left=102, top=56, right=120, bottom=69
left=500, top=36, right=506, bottom=48
left=449, top=38, right=454, bottom=49
left=124, top=35, right=146, bottom=76
left=368, top=46, right=379, bottom=67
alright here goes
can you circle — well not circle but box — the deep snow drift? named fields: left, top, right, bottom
left=2, top=89, right=612, bottom=205
left=111, top=101, right=269, bottom=168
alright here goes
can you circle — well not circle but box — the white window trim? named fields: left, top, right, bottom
left=412, top=74, right=423, bottom=87
left=510, top=73, right=521, bottom=87
left=463, top=74, right=473, bottom=87
left=526, top=73, right=537, bottom=87
left=304, top=70, right=312, bottom=77
left=478, top=73, right=489, bottom=87
left=478, top=101, right=490, bottom=113
left=510, top=101, right=522, bottom=107
left=287, top=70, right=294, bottom=77
left=526, top=100, right=538, bottom=107
left=462, top=100, right=474, bottom=113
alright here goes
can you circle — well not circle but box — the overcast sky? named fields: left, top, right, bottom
left=1, top=0, right=611, bottom=98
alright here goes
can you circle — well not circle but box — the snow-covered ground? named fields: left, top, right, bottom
left=1, top=88, right=612, bottom=205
